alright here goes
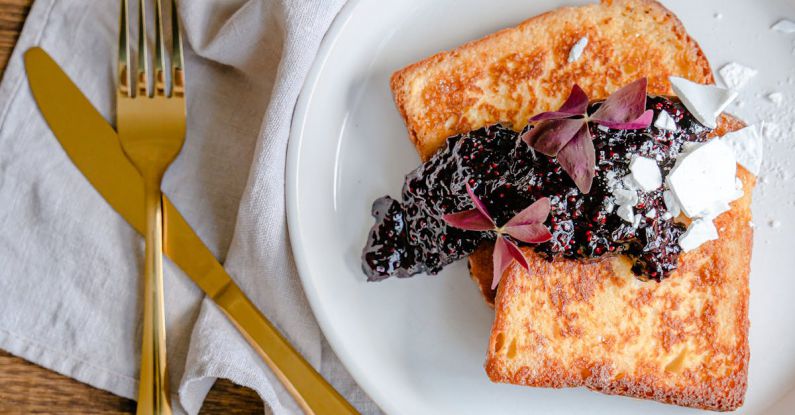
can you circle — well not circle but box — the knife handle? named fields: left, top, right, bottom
left=213, top=284, right=358, bottom=415
left=161, top=198, right=358, bottom=414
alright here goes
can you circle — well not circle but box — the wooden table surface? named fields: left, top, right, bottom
left=0, top=1, right=264, bottom=413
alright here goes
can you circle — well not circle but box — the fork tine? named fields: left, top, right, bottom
left=170, top=0, right=184, bottom=98
left=154, top=0, right=167, bottom=97
left=138, top=0, right=151, bottom=97
left=118, top=0, right=133, bottom=97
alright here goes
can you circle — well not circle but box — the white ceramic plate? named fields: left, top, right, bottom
left=287, top=0, right=795, bottom=413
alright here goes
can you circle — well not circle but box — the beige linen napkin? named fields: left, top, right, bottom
left=0, top=0, right=377, bottom=413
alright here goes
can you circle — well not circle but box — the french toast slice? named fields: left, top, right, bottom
left=481, top=116, right=751, bottom=411
left=390, top=0, right=714, bottom=161
left=388, top=0, right=752, bottom=411
left=390, top=0, right=718, bottom=305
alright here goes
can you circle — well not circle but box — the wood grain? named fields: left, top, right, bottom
left=0, top=0, right=31, bottom=77
left=0, top=1, right=265, bottom=413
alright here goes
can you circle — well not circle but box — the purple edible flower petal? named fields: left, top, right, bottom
left=443, top=183, right=551, bottom=290
left=521, top=118, right=585, bottom=156
left=504, top=223, right=553, bottom=244
left=503, top=197, right=553, bottom=243
left=590, top=78, right=651, bottom=128
left=442, top=183, right=496, bottom=230
left=505, top=197, right=551, bottom=227
left=492, top=236, right=530, bottom=290
left=442, top=210, right=495, bottom=231
left=521, top=78, right=654, bottom=197
left=593, top=109, right=654, bottom=130
left=557, top=125, right=596, bottom=194
left=529, top=85, right=589, bottom=121
left=502, top=237, right=529, bottom=270
left=465, top=183, right=493, bottom=223
left=502, top=197, right=553, bottom=243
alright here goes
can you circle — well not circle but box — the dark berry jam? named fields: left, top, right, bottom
left=362, top=96, right=710, bottom=282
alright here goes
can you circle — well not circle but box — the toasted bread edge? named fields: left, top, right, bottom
left=389, top=0, right=715, bottom=161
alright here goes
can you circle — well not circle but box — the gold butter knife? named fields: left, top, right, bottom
left=24, top=46, right=358, bottom=415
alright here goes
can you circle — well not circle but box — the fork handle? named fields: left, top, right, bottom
left=137, top=182, right=172, bottom=415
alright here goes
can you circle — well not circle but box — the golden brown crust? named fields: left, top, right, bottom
left=390, top=0, right=714, bottom=161
left=467, top=244, right=498, bottom=307
left=483, top=115, right=752, bottom=412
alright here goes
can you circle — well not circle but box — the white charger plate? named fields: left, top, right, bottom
left=287, top=0, right=795, bottom=413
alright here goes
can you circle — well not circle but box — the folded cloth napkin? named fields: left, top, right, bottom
left=0, top=0, right=378, bottom=413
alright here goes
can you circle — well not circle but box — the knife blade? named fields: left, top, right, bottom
left=23, top=47, right=357, bottom=414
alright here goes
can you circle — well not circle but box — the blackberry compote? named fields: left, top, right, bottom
left=362, top=96, right=710, bottom=282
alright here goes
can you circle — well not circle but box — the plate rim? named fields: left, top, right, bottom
left=285, top=0, right=396, bottom=412
left=285, top=1, right=795, bottom=413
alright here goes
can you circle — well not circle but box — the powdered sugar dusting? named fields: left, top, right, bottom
left=719, top=62, right=758, bottom=90
left=768, top=92, right=784, bottom=105
left=748, top=90, right=795, bottom=231
left=567, top=37, right=588, bottom=63
left=718, top=17, right=795, bottom=244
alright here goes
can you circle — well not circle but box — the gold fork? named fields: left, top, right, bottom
left=117, top=0, right=184, bottom=413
